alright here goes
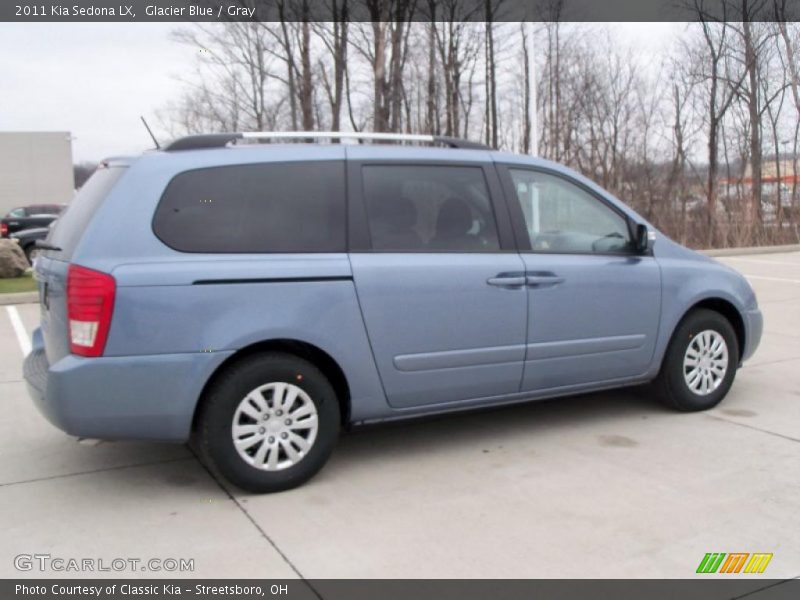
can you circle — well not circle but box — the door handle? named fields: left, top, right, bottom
left=487, top=274, right=527, bottom=288
left=526, top=273, right=565, bottom=287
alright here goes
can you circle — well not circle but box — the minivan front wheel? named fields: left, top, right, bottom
left=655, top=309, right=739, bottom=411
left=196, top=352, right=340, bottom=493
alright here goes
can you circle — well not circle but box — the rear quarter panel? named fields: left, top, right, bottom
left=105, top=257, right=388, bottom=422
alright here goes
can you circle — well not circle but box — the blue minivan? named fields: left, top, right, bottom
left=25, top=132, right=762, bottom=492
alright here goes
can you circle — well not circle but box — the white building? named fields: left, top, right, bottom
left=0, top=131, right=75, bottom=216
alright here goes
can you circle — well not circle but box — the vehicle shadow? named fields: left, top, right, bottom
left=25, top=385, right=668, bottom=496
left=323, top=384, right=671, bottom=476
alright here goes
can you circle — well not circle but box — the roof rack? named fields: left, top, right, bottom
left=164, top=131, right=489, bottom=152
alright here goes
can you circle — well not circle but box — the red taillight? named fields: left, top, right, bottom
left=0, top=222, right=7, bottom=237
left=67, top=264, right=116, bottom=357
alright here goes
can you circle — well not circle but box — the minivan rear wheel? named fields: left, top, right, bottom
left=655, top=309, right=739, bottom=411
left=196, top=352, right=340, bottom=493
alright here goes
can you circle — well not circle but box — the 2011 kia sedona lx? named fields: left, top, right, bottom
left=24, top=132, right=763, bottom=493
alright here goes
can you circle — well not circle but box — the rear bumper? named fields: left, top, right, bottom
left=24, top=330, right=233, bottom=442
left=741, top=307, right=763, bottom=363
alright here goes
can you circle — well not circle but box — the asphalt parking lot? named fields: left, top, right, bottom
left=0, top=250, right=798, bottom=580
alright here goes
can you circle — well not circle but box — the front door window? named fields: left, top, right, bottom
left=509, top=169, right=631, bottom=254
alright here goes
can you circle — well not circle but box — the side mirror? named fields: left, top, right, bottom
left=634, top=223, right=654, bottom=254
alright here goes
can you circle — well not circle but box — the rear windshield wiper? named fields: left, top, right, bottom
left=35, top=240, right=62, bottom=251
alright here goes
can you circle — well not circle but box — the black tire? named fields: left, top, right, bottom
left=195, top=352, right=340, bottom=493
left=655, top=308, right=739, bottom=411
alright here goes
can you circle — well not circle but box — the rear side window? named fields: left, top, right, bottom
left=153, top=161, right=345, bottom=253
left=362, top=165, right=500, bottom=252
left=49, top=166, right=124, bottom=259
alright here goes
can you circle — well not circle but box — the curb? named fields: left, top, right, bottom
left=0, top=291, right=39, bottom=306
left=700, top=244, right=800, bottom=257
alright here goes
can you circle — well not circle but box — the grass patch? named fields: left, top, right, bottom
left=0, top=273, right=37, bottom=294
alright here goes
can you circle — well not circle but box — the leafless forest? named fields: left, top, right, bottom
left=157, top=0, right=800, bottom=249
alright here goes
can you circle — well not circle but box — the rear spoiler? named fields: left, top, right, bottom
left=97, top=156, right=134, bottom=168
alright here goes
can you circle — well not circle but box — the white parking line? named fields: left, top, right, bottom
left=5, top=306, right=31, bottom=357
left=744, top=275, right=800, bottom=284
left=726, top=257, right=800, bottom=267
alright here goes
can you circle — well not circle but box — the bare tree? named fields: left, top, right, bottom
left=684, top=9, right=742, bottom=245
left=664, top=57, right=700, bottom=244
left=429, top=2, right=483, bottom=137
left=776, top=8, right=800, bottom=222
left=350, top=0, right=416, bottom=132
left=520, top=22, right=532, bottom=154
left=484, top=0, right=500, bottom=147
left=736, top=3, right=771, bottom=230
left=162, top=23, right=284, bottom=133
left=158, top=18, right=799, bottom=248
left=424, top=8, right=438, bottom=134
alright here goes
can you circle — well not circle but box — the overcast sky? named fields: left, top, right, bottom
left=0, top=22, right=683, bottom=163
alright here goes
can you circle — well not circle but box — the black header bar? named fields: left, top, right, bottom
left=3, top=0, right=797, bottom=23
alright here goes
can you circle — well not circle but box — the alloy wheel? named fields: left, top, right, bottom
left=683, top=330, right=729, bottom=396
left=231, top=382, right=319, bottom=471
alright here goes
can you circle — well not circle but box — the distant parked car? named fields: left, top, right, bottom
left=10, top=226, right=50, bottom=264
left=1, top=204, right=64, bottom=238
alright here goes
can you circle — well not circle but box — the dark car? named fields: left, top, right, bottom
left=1, top=204, right=64, bottom=238
left=10, top=226, right=50, bottom=264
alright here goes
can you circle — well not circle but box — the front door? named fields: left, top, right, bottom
left=500, top=166, right=662, bottom=392
left=348, top=160, right=528, bottom=409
